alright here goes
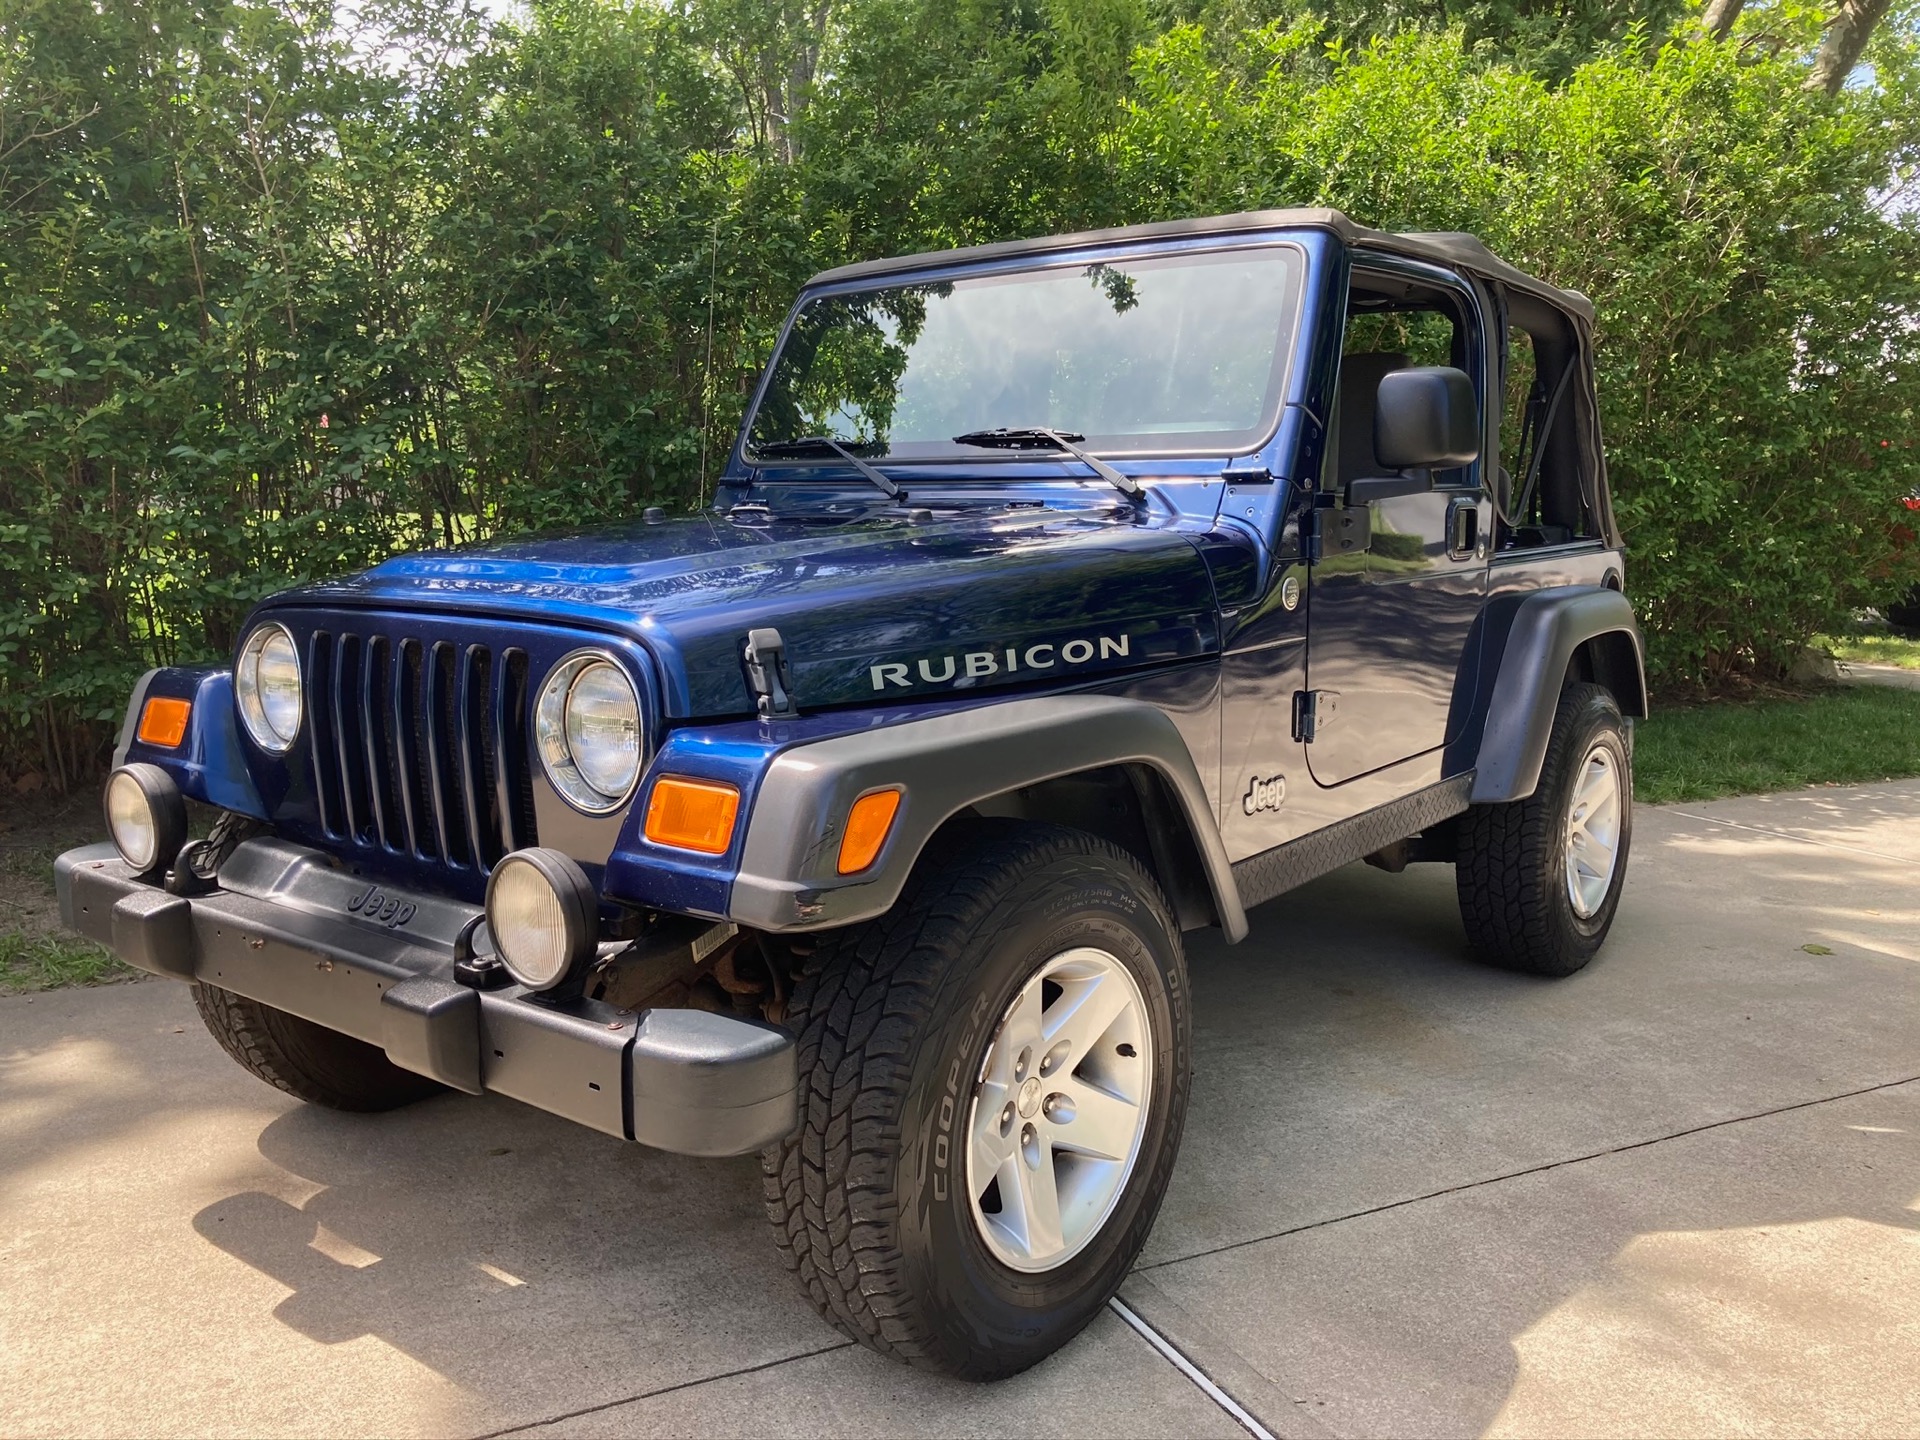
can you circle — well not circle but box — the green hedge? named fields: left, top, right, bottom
left=2, top=0, right=1916, bottom=785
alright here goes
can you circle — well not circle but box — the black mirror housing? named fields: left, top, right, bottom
left=1374, top=366, right=1479, bottom=470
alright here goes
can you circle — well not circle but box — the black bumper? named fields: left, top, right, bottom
left=55, top=841, right=796, bottom=1157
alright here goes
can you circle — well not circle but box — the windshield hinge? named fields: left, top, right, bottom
left=1220, top=465, right=1273, bottom=485
left=743, top=628, right=797, bottom=718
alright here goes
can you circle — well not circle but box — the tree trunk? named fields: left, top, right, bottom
left=1806, top=0, right=1893, bottom=94
left=1699, top=0, right=1744, bottom=40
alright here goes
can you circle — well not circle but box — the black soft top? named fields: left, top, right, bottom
left=807, top=208, right=1594, bottom=325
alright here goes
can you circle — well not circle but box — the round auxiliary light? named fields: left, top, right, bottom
left=485, top=848, right=599, bottom=992
left=104, top=764, right=188, bottom=879
left=235, top=621, right=303, bottom=753
left=536, top=651, right=643, bottom=814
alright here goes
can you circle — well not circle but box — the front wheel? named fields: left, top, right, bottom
left=762, top=819, right=1190, bottom=1379
left=1455, top=681, right=1632, bottom=977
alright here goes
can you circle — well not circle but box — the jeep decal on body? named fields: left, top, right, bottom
left=869, top=632, right=1132, bottom=691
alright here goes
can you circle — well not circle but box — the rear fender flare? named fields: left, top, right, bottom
left=1463, top=586, right=1648, bottom=804
left=727, top=695, right=1248, bottom=942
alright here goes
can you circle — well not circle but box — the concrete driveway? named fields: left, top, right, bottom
left=4, top=782, right=1917, bottom=1439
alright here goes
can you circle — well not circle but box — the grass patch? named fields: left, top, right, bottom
left=1818, top=630, right=1920, bottom=670
left=1634, top=684, right=1920, bottom=804
left=0, top=930, right=131, bottom=994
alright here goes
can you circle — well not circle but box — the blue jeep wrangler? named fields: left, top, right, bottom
left=60, top=209, right=1644, bottom=1379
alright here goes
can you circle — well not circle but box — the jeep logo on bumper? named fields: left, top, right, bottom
left=347, top=883, right=416, bottom=929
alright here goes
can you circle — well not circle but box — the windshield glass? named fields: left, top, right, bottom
left=746, top=245, right=1304, bottom=461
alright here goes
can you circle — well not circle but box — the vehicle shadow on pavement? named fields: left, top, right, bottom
left=187, top=1091, right=834, bottom=1419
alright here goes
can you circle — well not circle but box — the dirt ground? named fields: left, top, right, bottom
left=0, top=789, right=106, bottom=944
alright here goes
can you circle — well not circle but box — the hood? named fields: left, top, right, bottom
left=281, top=505, right=1226, bottom=718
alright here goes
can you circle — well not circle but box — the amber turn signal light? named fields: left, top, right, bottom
left=837, top=788, right=903, bottom=875
left=644, top=776, right=740, bottom=855
left=137, top=696, right=192, bottom=748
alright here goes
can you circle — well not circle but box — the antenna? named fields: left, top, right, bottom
left=698, top=216, right=720, bottom=510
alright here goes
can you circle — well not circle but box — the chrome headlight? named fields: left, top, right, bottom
left=536, top=651, right=642, bottom=813
left=235, top=622, right=302, bottom=753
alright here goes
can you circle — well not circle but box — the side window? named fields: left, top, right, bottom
left=1327, top=271, right=1481, bottom=492
left=1501, top=325, right=1537, bottom=478
left=1498, top=302, right=1601, bottom=549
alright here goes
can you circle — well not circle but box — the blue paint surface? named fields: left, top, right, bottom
left=139, top=222, right=1377, bottom=913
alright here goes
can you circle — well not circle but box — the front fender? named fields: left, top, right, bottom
left=113, top=667, right=267, bottom=818
left=724, top=696, right=1247, bottom=942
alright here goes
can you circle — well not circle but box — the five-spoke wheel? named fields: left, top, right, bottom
left=1564, top=743, right=1623, bottom=919
left=967, top=947, right=1153, bottom=1272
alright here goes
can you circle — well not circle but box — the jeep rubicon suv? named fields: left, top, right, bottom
left=60, top=209, right=1644, bottom=1379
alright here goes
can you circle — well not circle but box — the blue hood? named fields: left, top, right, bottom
left=279, top=505, right=1230, bottom=717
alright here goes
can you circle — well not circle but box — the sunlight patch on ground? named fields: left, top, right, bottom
left=1487, top=1214, right=1920, bottom=1439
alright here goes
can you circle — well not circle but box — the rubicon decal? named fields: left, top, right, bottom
left=870, top=633, right=1132, bottom=691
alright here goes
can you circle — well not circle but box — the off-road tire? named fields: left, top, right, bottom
left=192, top=982, right=444, bottom=1111
left=762, top=818, right=1190, bottom=1380
left=1456, top=681, right=1632, bottom=977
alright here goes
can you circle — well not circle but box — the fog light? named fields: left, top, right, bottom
left=485, top=848, right=598, bottom=992
left=104, top=764, right=187, bottom=879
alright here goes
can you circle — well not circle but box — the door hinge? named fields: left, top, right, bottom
left=743, top=627, right=797, bottom=718
left=1302, top=503, right=1369, bottom=564
left=1293, top=690, right=1316, bottom=743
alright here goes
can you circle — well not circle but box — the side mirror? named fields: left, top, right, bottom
left=1374, top=366, right=1479, bottom=470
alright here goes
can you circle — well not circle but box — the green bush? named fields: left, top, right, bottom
left=1109, top=22, right=1920, bottom=688
left=2, top=0, right=1916, bottom=785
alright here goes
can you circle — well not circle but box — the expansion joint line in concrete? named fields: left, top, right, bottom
left=472, top=1340, right=855, bottom=1439
left=1110, top=1296, right=1280, bottom=1440
left=1137, top=1072, right=1920, bottom=1273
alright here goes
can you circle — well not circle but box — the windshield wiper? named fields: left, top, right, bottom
left=754, top=435, right=901, bottom=500
left=951, top=427, right=1140, bottom=497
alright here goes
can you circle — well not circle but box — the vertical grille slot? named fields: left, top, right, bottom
left=294, top=617, right=539, bottom=879
left=457, top=645, right=496, bottom=870
left=306, top=630, right=342, bottom=837
left=495, top=649, right=536, bottom=854
left=360, top=635, right=396, bottom=850
left=427, top=640, right=471, bottom=868
left=332, top=633, right=371, bottom=843
left=392, top=639, right=428, bottom=859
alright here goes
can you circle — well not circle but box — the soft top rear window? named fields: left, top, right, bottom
left=746, top=245, right=1305, bottom=461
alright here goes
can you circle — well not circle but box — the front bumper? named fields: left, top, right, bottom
left=55, top=840, right=796, bottom=1157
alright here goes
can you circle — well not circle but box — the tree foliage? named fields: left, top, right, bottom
left=1, top=0, right=1916, bottom=783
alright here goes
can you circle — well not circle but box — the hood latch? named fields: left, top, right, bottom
left=743, top=628, right=797, bottom=718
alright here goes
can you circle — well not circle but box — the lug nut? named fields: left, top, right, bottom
left=1043, top=1093, right=1075, bottom=1124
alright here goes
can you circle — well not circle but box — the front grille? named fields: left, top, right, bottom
left=304, top=628, right=538, bottom=873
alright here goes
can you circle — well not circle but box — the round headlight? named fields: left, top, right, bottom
left=104, top=764, right=187, bottom=878
left=485, top=848, right=598, bottom=992
left=235, top=622, right=302, bottom=752
left=536, top=652, right=642, bottom=813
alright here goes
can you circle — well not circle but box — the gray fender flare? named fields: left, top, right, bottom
left=1467, top=586, right=1648, bottom=804
left=727, top=695, right=1248, bottom=942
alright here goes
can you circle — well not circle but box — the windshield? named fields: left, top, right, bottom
left=746, top=245, right=1305, bottom=461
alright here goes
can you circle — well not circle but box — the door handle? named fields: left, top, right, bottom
left=1447, top=497, right=1480, bottom=560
